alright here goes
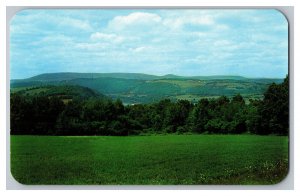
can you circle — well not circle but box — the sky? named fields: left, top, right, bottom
left=10, top=9, right=288, bottom=79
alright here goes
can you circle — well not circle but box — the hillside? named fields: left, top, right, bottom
left=16, top=72, right=161, bottom=81
left=11, top=85, right=107, bottom=101
left=11, top=72, right=284, bottom=104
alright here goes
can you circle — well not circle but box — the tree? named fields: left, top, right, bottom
left=259, top=75, right=289, bottom=135
left=114, top=98, right=125, bottom=115
left=10, top=93, right=34, bottom=134
left=246, top=99, right=262, bottom=134
left=192, top=98, right=210, bottom=133
left=10, top=76, right=289, bottom=136
left=48, top=97, right=65, bottom=133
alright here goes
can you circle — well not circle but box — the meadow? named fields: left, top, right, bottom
left=10, top=135, right=288, bottom=185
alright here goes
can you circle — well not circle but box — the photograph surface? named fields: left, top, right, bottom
left=9, top=9, right=289, bottom=185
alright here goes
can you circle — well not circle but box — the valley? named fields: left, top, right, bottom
left=11, top=72, right=283, bottom=104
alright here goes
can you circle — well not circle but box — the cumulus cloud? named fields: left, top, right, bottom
left=75, top=42, right=107, bottom=50
left=10, top=9, right=288, bottom=79
left=31, top=34, right=74, bottom=46
left=108, top=12, right=162, bottom=30
left=58, top=17, right=92, bottom=31
left=130, top=46, right=149, bottom=53
left=90, top=32, right=124, bottom=43
left=163, top=14, right=215, bottom=30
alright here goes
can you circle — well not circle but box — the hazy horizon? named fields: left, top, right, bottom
left=11, top=71, right=287, bottom=80
left=10, top=9, right=288, bottom=79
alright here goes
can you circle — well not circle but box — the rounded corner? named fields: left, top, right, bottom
left=272, top=9, right=289, bottom=26
left=10, top=167, right=29, bottom=185
left=9, top=8, right=30, bottom=25
left=268, top=161, right=290, bottom=186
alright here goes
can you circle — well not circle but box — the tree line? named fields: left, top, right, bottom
left=10, top=75, right=289, bottom=136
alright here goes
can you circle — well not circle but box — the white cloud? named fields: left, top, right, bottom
left=165, top=16, right=213, bottom=28
left=250, top=33, right=283, bottom=44
left=90, top=32, right=124, bottom=43
left=108, top=12, right=162, bottom=30
left=213, top=40, right=231, bottom=47
left=130, top=46, right=149, bottom=53
left=75, top=42, right=107, bottom=50
left=35, top=34, right=73, bottom=44
left=10, top=9, right=288, bottom=79
left=213, top=24, right=229, bottom=31
left=162, top=12, right=215, bottom=30
left=10, top=10, right=93, bottom=33
left=58, top=17, right=92, bottom=31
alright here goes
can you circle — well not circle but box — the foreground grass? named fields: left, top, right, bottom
left=11, top=135, right=288, bottom=185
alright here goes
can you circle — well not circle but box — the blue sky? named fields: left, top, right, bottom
left=10, top=9, right=288, bottom=79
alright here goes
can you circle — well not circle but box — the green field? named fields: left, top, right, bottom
left=11, top=135, right=288, bottom=185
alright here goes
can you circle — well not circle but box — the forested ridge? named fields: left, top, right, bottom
left=11, top=73, right=283, bottom=104
left=10, top=75, right=289, bottom=136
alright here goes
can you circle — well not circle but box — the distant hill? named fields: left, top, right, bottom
left=20, top=72, right=161, bottom=81
left=11, top=85, right=107, bottom=100
left=189, top=75, right=247, bottom=80
left=12, top=72, right=283, bottom=82
left=11, top=72, right=284, bottom=104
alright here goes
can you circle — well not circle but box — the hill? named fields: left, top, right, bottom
left=18, top=72, right=161, bottom=81
left=12, top=72, right=283, bottom=82
left=11, top=85, right=107, bottom=101
left=11, top=72, right=284, bottom=104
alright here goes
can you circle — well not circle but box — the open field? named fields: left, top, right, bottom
left=10, top=135, right=288, bottom=185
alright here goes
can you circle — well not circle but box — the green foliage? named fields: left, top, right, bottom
left=258, top=75, right=289, bottom=135
left=11, top=85, right=105, bottom=100
left=10, top=93, right=65, bottom=135
left=11, top=73, right=283, bottom=105
left=10, top=76, right=289, bottom=136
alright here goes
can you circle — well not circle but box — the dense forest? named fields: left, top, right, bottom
left=10, top=75, right=289, bottom=136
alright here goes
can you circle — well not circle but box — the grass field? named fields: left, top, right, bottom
left=10, top=135, right=288, bottom=185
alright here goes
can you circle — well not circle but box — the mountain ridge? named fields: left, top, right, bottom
left=10, top=72, right=284, bottom=104
left=11, top=72, right=284, bottom=82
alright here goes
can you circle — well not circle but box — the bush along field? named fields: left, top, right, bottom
left=10, top=75, right=289, bottom=185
